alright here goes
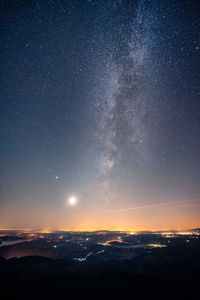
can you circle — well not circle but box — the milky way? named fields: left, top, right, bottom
left=91, top=1, right=160, bottom=205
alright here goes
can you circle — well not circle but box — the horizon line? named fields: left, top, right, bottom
left=0, top=227, right=199, bottom=233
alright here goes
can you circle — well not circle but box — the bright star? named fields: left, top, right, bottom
left=68, top=196, right=77, bottom=206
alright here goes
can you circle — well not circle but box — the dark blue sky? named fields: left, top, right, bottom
left=0, top=0, right=200, bottom=230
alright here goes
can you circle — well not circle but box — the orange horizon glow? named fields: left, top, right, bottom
left=0, top=225, right=199, bottom=233
left=1, top=198, right=199, bottom=233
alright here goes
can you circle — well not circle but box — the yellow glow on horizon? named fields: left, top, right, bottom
left=38, top=229, right=52, bottom=233
left=1, top=227, right=199, bottom=233
left=1, top=196, right=199, bottom=233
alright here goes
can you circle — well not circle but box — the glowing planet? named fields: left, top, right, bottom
left=68, top=196, right=77, bottom=206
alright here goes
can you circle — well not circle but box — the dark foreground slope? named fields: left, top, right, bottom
left=0, top=243, right=199, bottom=300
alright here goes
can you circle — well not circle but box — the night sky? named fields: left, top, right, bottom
left=1, top=0, right=200, bottom=231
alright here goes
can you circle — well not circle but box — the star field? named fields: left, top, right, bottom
left=0, top=0, right=200, bottom=230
